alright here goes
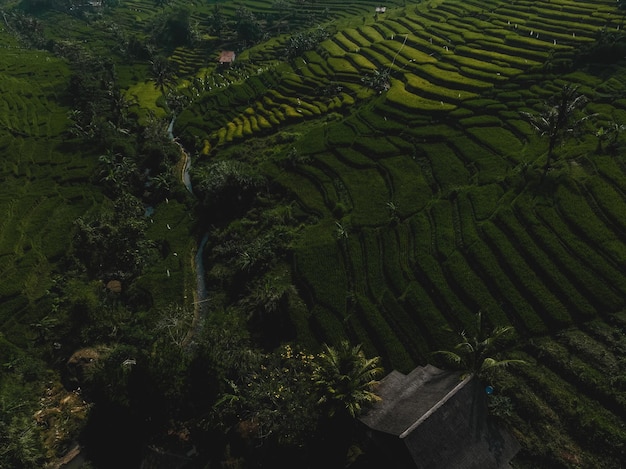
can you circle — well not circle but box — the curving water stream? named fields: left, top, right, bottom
left=167, top=116, right=193, bottom=193
left=168, top=115, right=209, bottom=347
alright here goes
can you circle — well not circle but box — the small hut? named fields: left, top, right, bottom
left=218, top=50, right=236, bottom=67
left=105, top=279, right=122, bottom=294
left=358, top=365, right=520, bottom=469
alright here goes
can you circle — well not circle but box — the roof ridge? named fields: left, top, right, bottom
left=399, top=374, right=473, bottom=439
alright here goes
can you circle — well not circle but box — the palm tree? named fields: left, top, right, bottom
left=522, top=84, right=592, bottom=175
left=361, top=68, right=391, bottom=93
left=606, top=119, right=626, bottom=150
left=312, top=340, right=383, bottom=418
left=432, top=312, right=525, bottom=381
left=150, top=55, right=177, bottom=96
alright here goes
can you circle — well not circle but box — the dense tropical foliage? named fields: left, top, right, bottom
left=1, top=0, right=626, bottom=468
left=432, top=312, right=526, bottom=380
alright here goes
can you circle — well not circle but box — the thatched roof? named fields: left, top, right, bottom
left=359, top=365, right=520, bottom=469
left=105, top=279, right=122, bottom=293
left=218, top=50, right=236, bottom=64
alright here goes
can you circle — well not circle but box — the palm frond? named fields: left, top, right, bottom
left=431, top=350, right=463, bottom=366
left=480, top=357, right=527, bottom=372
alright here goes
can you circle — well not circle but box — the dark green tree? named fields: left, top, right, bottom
left=432, top=312, right=525, bottom=381
left=312, top=341, right=383, bottom=419
left=150, top=7, right=195, bottom=48
left=208, top=4, right=225, bottom=37
left=235, top=7, right=262, bottom=44
left=596, top=119, right=626, bottom=153
left=71, top=193, right=155, bottom=278
left=361, top=68, right=391, bottom=93
left=150, top=55, right=177, bottom=96
left=522, top=84, right=592, bottom=175
left=284, top=26, right=329, bottom=59
left=98, top=150, right=139, bottom=196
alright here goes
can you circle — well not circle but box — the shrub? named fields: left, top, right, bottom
left=284, top=26, right=330, bottom=59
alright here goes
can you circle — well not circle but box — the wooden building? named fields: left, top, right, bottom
left=358, top=365, right=520, bottom=468
left=218, top=50, right=236, bottom=66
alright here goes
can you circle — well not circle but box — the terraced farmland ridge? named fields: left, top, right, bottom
left=0, top=32, right=100, bottom=345
left=174, top=0, right=626, bottom=466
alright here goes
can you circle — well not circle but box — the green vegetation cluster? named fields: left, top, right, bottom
left=2, top=0, right=626, bottom=468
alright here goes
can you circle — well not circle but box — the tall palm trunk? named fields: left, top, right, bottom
left=544, top=138, right=556, bottom=176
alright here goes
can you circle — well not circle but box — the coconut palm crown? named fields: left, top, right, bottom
left=312, top=340, right=384, bottom=418
left=522, top=84, right=593, bottom=174
left=432, top=312, right=525, bottom=381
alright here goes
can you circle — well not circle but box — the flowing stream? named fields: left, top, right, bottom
left=168, top=115, right=209, bottom=347
left=167, top=116, right=192, bottom=193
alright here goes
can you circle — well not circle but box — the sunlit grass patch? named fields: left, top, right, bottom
left=126, top=81, right=167, bottom=120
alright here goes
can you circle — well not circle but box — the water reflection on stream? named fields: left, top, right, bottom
left=168, top=116, right=193, bottom=194
left=168, top=115, right=208, bottom=344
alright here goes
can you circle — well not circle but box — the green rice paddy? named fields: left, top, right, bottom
left=175, top=0, right=626, bottom=465
left=4, top=0, right=626, bottom=466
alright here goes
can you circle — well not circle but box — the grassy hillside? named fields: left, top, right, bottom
left=176, top=0, right=626, bottom=466
left=2, top=0, right=626, bottom=467
left=0, top=29, right=100, bottom=344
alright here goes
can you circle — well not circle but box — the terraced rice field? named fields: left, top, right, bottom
left=0, top=36, right=99, bottom=343
left=4, top=0, right=626, bottom=466
left=175, top=0, right=626, bottom=466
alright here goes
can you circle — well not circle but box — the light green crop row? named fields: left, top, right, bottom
left=386, top=78, right=457, bottom=111
left=404, top=73, right=478, bottom=101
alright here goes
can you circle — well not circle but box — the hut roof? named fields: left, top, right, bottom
left=218, top=50, right=236, bottom=64
left=360, top=365, right=463, bottom=437
left=359, top=365, right=520, bottom=469
left=105, top=279, right=122, bottom=293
